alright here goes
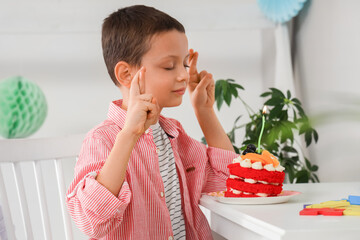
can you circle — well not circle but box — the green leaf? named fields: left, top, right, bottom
left=233, top=115, right=242, bottom=126
left=305, top=130, right=312, bottom=147
left=291, top=155, right=300, bottom=162
left=270, top=88, right=286, bottom=98
left=227, top=129, right=235, bottom=143
left=293, top=109, right=298, bottom=121
left=283, top=158, right=300, bottom=167
left=311, top=165, right=319, bottom=172
left=215, top=80, right=223, bottom=100
left=305, top=158, right=312, bottom=170
left=280, top=123, right=294, bottom=143
left=279, top=110, right=289, bottom=121
left=313, top=174, right=320, bottom=182
left=216, top=95, right=224, bottom=110
left=282, top=157, right=298, bottom=165
left=282, top=146, right=298, bottom=153
left=260, top=92, right=271, bottom=97
left=298, top=119, right=310, bottom=134
left=264, top=98, right=283, bottom=106
left=221, top=80, right=229, bottom=98
left=286, top=165, right=296, bottom=183
left=294, top=103, right=305, bottom=116
left=292, top=98, right=301, bottom=105
left=295, top=170, right=309, bottom=183
left=287, top=90, right=291, bottom=99
left=233, top=83, right=244, bottom=90
left=269, top=105, right=283, bottom=119
left=313, top=129, right=319, bottom=143
left=233, top=145, right=241, bottom=154
left=215, top=79, right=245, bottom=110
left=284, top=120, right=298, bottom=129
left=230, top=84, right=238, bottom=98
left=224, top=89, right=232, bottom=106
left=266, top=127, right=278, bottom=144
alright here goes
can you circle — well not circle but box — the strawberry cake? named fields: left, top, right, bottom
left=225, top=144, right=285, bottom=198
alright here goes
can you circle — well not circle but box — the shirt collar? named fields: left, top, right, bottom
left=107, top=99, right=180, bottom=138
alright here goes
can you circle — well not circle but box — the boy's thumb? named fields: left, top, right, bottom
left=147, top=98, right=160, bottom=122
left=152, top=98, right=160, bottom=111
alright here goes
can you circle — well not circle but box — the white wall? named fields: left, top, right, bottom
left=294, top=0, right=360, bottom=182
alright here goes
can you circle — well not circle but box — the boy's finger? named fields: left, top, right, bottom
left=138, top=94, right=153, bottom=103
left=190, top=70, right=208, bottom=84
left=188, top=49, right=194, bottom=62
left=152, top=97, right=161, bottom=114
left=188, top=49, right=198, bottom=75
left=199, top=70, right=208, bottom=81
left=147, top=98, right=160, bottom=123
left=196, top=73, right=213, bottom=91
left=129, top=67, right=142, bottom=97
left=139, top=67, right=146, bottom=94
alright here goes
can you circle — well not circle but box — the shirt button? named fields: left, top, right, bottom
left=156, top=148, right=160, bottom=154
left=168, top=236, right=173, bottom=240
left=145, top=129, right=150, bottom=134
left=160, top=191, right=164, bottom=198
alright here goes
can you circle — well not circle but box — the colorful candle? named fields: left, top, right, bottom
left=257, top=106, right=267, bottom=153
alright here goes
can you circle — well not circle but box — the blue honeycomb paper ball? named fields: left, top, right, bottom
left=0, top=76, right=48, bottom=138
left=257, top=0, right=308, bottom=23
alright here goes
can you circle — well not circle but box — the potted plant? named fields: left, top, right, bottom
left=213, top=79, right=319, bottom=183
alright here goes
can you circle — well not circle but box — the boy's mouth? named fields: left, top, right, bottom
left=172, top=88, right=186, bottom=95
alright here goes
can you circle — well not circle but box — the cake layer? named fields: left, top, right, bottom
left=225, top=189, right=268, bottom=198
left=226, top=178, right=283, bottom=195
left=228, top=163, right=285, bottom=184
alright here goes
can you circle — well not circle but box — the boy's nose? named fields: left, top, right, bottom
left=177, top=67, right=189, bottom=83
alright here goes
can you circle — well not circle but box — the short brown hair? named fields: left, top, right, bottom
left=102, top=5, right=185, bottom=85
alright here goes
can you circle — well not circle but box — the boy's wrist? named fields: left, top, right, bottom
left=194, top=106, right=216, bottom=120
left=117, top=127, right=141, bottom=143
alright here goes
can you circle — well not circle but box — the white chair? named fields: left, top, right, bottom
left=0, top=134, right=84, bottom=240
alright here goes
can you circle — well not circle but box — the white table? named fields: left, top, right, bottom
left=200, top=182, right=360, bottom=240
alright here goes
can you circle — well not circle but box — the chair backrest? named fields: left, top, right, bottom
left=0, top=134, right=84, bottom=240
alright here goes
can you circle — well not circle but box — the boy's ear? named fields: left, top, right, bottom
left=114, top=61, right=133, bottom=88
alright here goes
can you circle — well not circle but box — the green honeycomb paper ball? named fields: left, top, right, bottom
left=0, top=76, right=48, bottom=138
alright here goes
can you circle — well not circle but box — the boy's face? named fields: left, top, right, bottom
left=136, top=30, right=189, bottom=109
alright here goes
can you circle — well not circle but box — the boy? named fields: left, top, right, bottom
left=66, top=5, right=237, bottom=240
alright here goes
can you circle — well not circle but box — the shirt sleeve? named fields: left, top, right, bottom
left=202, top=146, right=239, bottom=193
left=66, top=135, right=131, bottom=238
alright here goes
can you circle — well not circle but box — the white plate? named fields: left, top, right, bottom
left=207, top=190, right=301, bottom=205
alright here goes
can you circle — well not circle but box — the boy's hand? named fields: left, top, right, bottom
left=187, top=50, right=234, bottom=152
left=187, top=49, right=215, bottom=111
left=123, top=67, right=160, bottom=137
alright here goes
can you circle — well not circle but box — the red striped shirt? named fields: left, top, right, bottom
left=66, top=100, right=238, bottom=239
